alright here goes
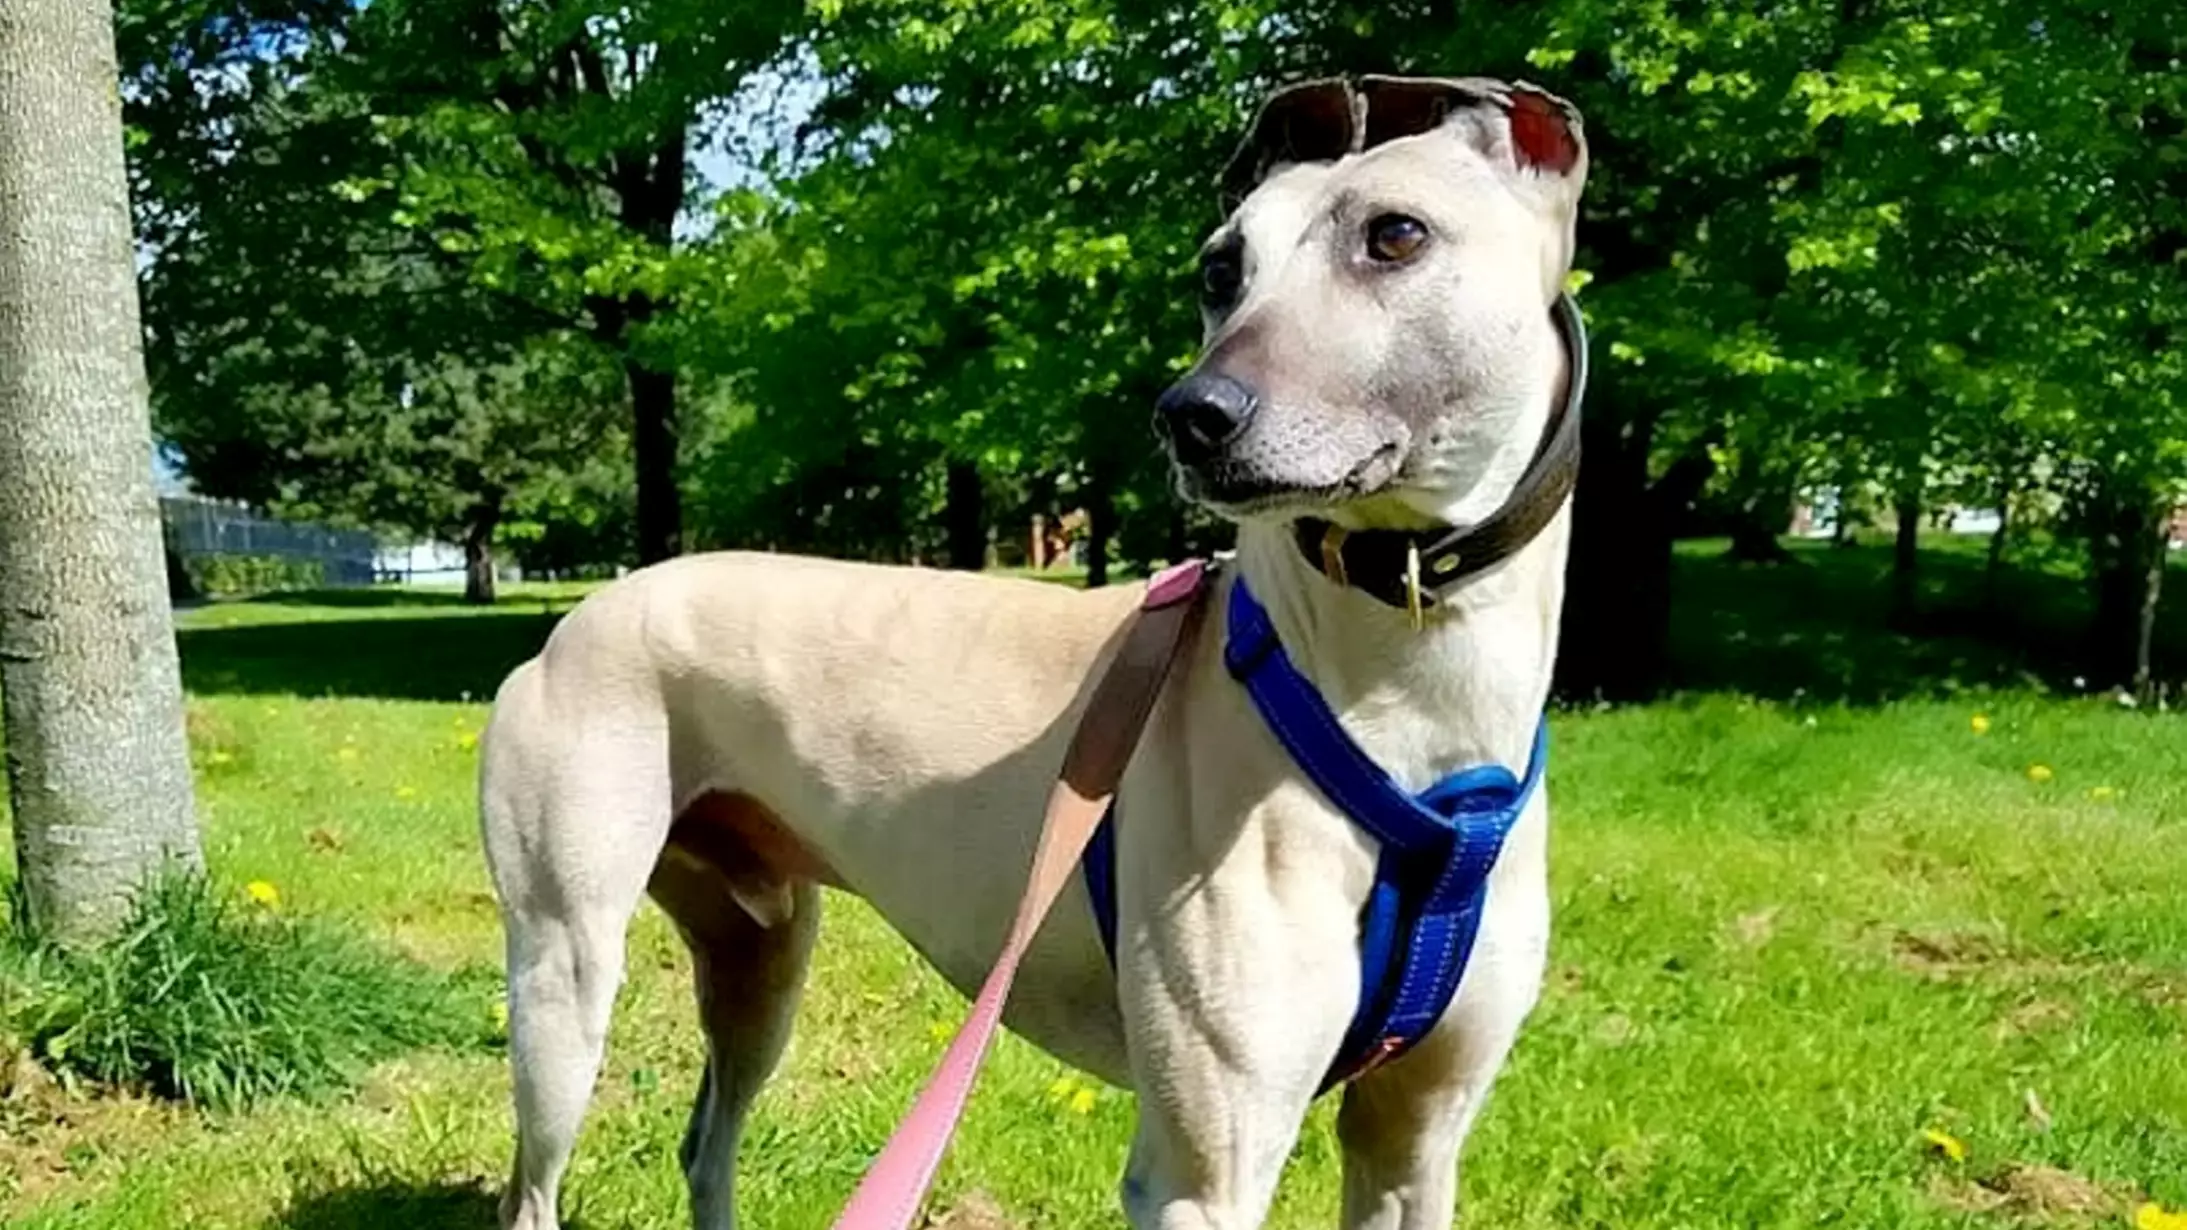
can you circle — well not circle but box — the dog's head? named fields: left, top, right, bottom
left=1154, top=76, right=1588, bottom=528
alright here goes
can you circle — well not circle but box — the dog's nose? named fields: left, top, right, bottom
left=1154, top=373, right=1259, bottom=462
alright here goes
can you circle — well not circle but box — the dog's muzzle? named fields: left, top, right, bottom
left=1153, top=371, right=1259, bottom=465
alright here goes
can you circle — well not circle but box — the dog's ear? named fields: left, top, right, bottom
left=1357, top=75, right=1587, bottom=188
left=1219, top=76, right=1588, bottom=221
left=1218, top=78, right=1361, bottom=215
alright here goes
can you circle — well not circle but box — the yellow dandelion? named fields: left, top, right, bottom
left=2089, top=785, right=2119, bottom=802
left=1921, top=1127, right=1967, bottom=1163
left=928, top=1020, right=953, bottom=1042
left=1068, top=1087, right=1097, bottom=1115
left=455, top=730, right=480, bottom=751
left=1047, top=1076, right=1077, bottom=1100
left=395, top=785, right=419, bottom=800
left=336, top=746, right=360, bottom=763
left=2136, top=1203, right=2187, bottom=1230
left=205, top=749, right=235, bottom=766
left=1969, top=713, right=1991, bottom=735
left=2025, top=764, right=2054, bottom=784
left=245, top=880, right=282, bottom=909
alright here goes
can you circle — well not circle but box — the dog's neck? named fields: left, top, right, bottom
left=1226, top=331, right=1573, bottom=790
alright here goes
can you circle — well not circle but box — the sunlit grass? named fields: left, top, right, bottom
left=0, top=547, right=2181, bottom=1227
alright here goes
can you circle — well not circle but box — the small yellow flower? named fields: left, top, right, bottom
left=928, top=1020, right=953, bottom=1041
left=1069, top=1087, right=1097, bottom=1115
left=1921, top=1127, right=1967, bottom=1162
left=395, top=785, right=419, bottom=800
left=1969, top=714, right=1991, bottom=735
left=1047, top=1076, right=1077, bottom=1099
left=245, top=880, right=281, bottom=909
left=336, top=746, right=360, bottom=763
left=2136, top=1203, right=2187, bottom=1230
left=2026, top=764, right=2054, bottom=784
left=2089, top=785, right=2119, bottom=802
left=454, top=731, right=480, bottom=751
left=205, top=749, right=235, bottom=766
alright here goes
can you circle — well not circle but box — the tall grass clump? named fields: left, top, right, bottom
left=0, top=870, right=494, bottom=1110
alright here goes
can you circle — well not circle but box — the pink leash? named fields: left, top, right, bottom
left=827, top=560, right=1213, bottom=1230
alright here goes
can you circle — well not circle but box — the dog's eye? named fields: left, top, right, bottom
left=1365, top=214, right=1429, bottom=264
left=1200, top=249, right=1244, bottom=309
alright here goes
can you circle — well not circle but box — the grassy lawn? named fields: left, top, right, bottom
left=2, top=542, right=2184, bottom=1228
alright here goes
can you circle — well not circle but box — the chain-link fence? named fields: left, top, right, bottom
left=161, top=496, right=379, bottom=593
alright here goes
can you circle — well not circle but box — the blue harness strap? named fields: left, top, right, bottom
left=1083, top=574, right=1547, bottom=1091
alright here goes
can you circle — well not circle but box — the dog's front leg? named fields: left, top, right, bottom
left=1115, top=870, right=1360, bottom=1230
left=1334, top=884, right=1549, bottom=1230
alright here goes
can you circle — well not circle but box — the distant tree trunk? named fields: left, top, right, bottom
left=2088, top=490, right=2167, bottom=695
left=1723, top=460, right=1795, bottom=564
left=462, top=495, right=501, bottom=605
left=627, top=359, right=679, bottom=566
left=944, top=459, right=985, bottom=569
left=1984, top=471, right=2014, bottom=611
left=1891, top=486, right=1922, bottom=626
left=0, top=0, right=203, bottom=946
left=1557, top=405, right=1716, bottom=701
left=1084, top=469, right=1115, bottom=588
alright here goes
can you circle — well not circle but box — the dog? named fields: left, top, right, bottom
left=481, top=74, right=1589, bottom=1230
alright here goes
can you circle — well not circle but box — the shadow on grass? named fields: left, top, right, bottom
left=244, top=587, right=482, bottom=609
left=179, top=609, right=562, bottom=702
left=1661, top=537, right=2187, bottom=702
left=173, top=541, right=2184, bottom=707
left=269, top=1181, right=505, bottom=1230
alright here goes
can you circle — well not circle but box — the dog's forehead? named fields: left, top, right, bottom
left=1219, top=131, right=1501, bottom=248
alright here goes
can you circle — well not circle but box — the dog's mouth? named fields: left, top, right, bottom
left=1171, top=440, right=1407, bottom=520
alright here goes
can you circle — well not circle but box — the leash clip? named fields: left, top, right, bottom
left=1405, top=543, right=1425, bottom=632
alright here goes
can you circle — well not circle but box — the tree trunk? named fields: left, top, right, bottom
left=0, top=0, right=203, bottom=946
left=2087, top=491, right=2166, bottom=694
left=2135, top=535, right=2164, bottom=701
left=1556, top=408, right=1715, bottom=701
left=462, top=497, right=501, bottom=605
left=944, top=459, right=985, bottom=570
left=1891, top=487, right=1921, bottom=626
left=1984, top=472, right=2014, bottom=611
left=1084, top=469, right=1115, bottom=588
left=627, top=359, right=680, bottom=566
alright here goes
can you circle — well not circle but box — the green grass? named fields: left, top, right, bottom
left=0, top=548, right=2183, bottom=1228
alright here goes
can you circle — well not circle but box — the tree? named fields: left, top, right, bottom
left=125, top=0, right=633, bottom=600
left=0, top=0, right=202, bottom=945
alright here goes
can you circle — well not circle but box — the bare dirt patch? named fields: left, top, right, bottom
left=1929, top=1163, right=2136, bottom=1226
left=924, top=1189, right=1017, bottom=1230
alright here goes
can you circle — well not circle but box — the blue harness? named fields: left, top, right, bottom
left=1082, top=574, right=1548, bottom=1090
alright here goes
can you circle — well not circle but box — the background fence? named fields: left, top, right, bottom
left=160, top=495, right=379, bottom=592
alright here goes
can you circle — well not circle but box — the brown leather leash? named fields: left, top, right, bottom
left=827, top=559, right=1216, bottom=1230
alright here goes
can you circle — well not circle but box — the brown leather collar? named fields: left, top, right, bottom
left=1292, top=293, right=1588, bottom=615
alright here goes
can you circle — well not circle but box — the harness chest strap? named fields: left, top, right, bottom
left=826, top=559, right=1214, bottom=1230
left=1086, top=576, right=1547, bottom=1090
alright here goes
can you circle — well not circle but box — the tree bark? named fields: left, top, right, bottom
left=462, top=496, right=501, bottom=605
left=1084, top=469, right=1115, bottom=588
left=0, top=0, right=203, bottom=945
left=1556, top=407, right=1715, bottom=701
left=2087, top=490, right=2166, bottom=694
left=1984, top=469, right=2014, bottom=611
left=944, top=459, right=985, bottom=570
left=627, top=357, right=680, bottom=565
left=1891, top=486, right=1921, bottom=626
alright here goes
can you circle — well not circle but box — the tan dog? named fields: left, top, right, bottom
left=481, top=75, right=1589, bottom=1230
